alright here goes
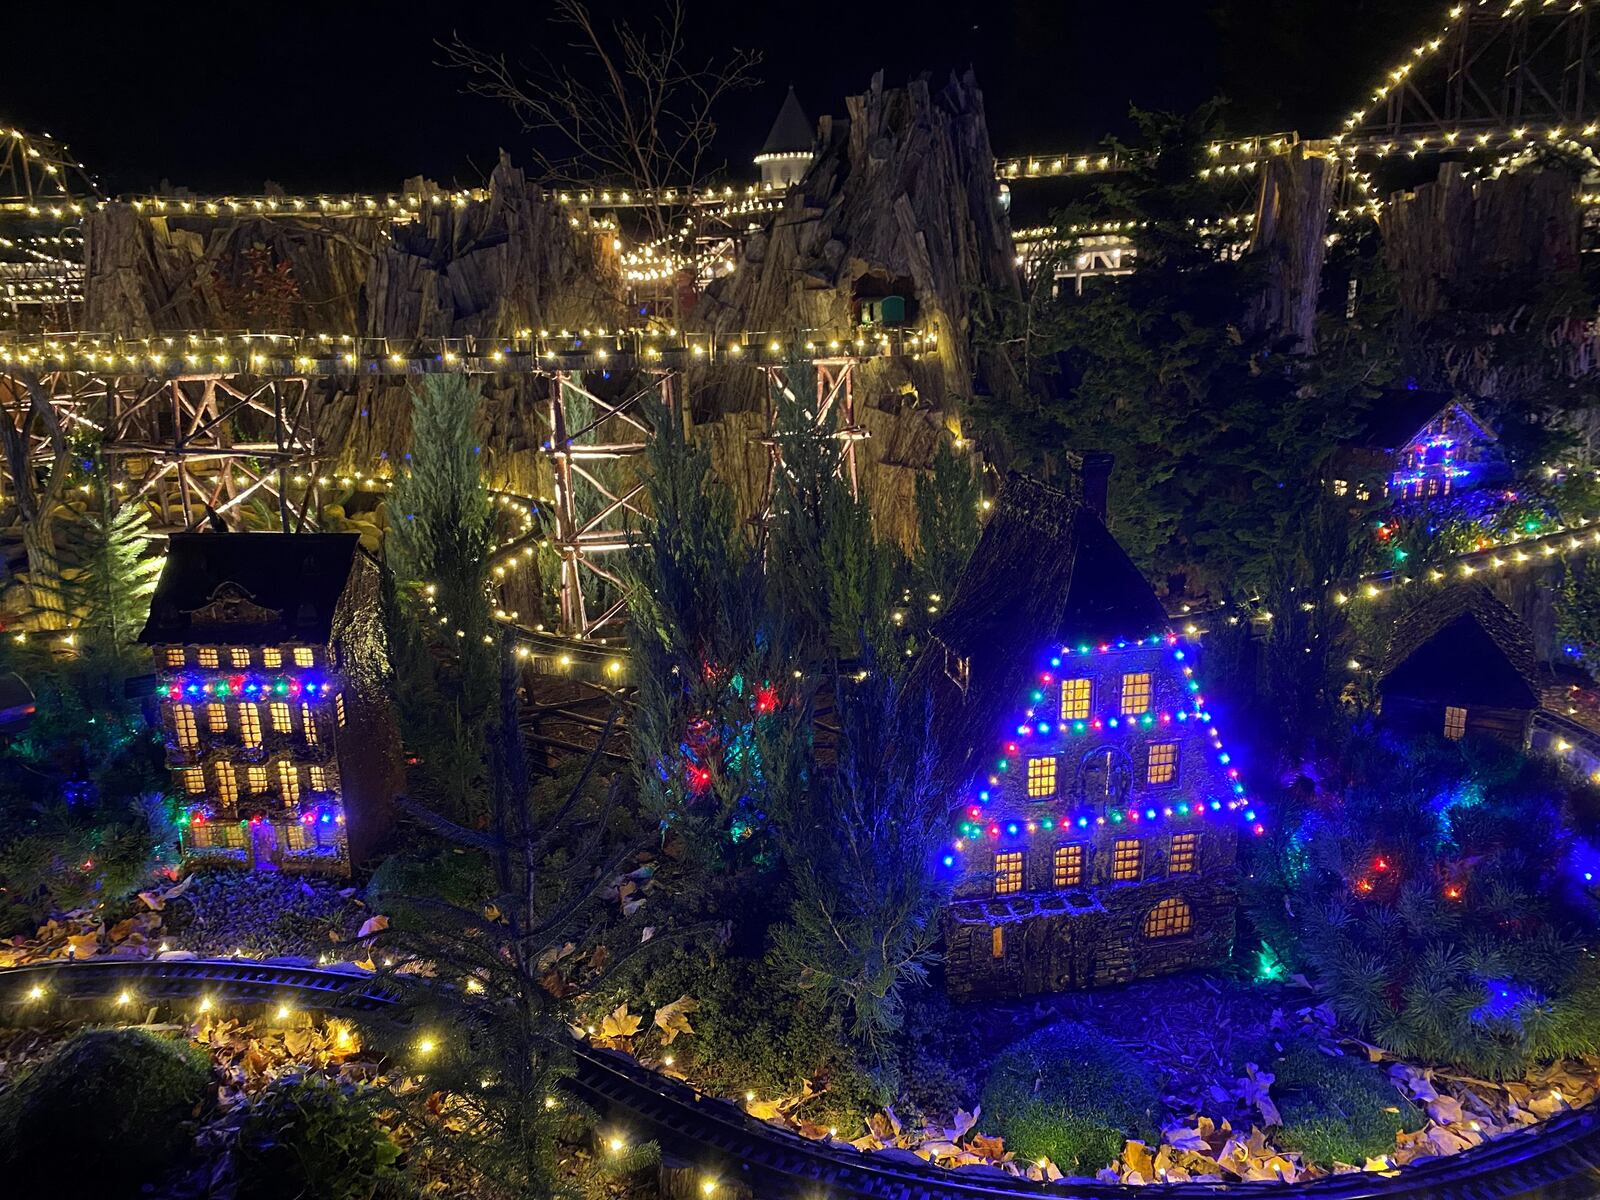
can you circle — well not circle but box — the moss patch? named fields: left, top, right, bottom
left=1, top=1027, right=211, bottom=1193
left=979, top=1020, right=1160, bottom=1174
left=1271, top=1042, right=1424, bottom=1166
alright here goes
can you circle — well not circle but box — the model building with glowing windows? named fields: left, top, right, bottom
left=909, top=463, right=1258, bottom=1000
left=138, top=533, right=401, bottom=874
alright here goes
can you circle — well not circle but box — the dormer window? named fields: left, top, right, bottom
left=944, top=648, right=970, bottom=693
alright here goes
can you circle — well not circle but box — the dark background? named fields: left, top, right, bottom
left=6, top=0, right=1440, bottom=194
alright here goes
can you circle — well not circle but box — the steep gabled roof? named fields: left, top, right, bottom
left=1361, top=393, right=1496, bottom=453
left=1379, top=585, right=1542, bottom=709
left=759, top=87, right=814, bottom=158
left=139, top=533, right=361, bottom=647
left=905, top=470, right=1169, bottom=787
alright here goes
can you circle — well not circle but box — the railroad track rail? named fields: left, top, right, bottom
left=1, top=958, right=1596, bottom=1200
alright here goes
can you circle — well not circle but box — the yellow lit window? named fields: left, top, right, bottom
left=1026, top=756, right=1057, bottom=798
left=207, top=703, right=228, bottom=734
left=173, top=704, right=198, bottom=750
left=994, top=850, right=1024, bottom=895
left=164, top=648, right=185, bottom=668
left=1120, top=673, right=1152, bottom=716
left=270, top=701, right=293, bottom=733
left=246, top=765, right=268, bottom=793
left=309, top=764, right=328, bottom=791
left=293, top=647, right=315, bottom=668
left=335, top=693, right=347, bottom=727
left=284, top=821, right=313, bottom=852
left=991, top=926, right=1005, bottom=958
left=1143, top=897, right=1194, bottom=939
left=230, top=647, right=251, bottom=668
left=197, top=647, right=219, bottom=668
left=181, top=767, right=205, bottom=794
left=1112, top=838, right=1142, bottom=882
left=263, top=647, right=282, bottom=668
left=1060, top=678, right=1092, bottom=721
left=301, top=703, right=318, bottom=745
left=1146, top=742, right=1178, bottom=785
left=1443, top=705, right=1467, bottom=740
left=239, top=703, right=262, bottom=748
left=215, top=762, right=238, bottom=806
left=1169, top=832, right=1198, bottom=874
left=1053, top=845, right=1084, bottom=887
left=278, top=761, right=301, bottom=803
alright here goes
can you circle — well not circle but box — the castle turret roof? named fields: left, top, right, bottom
left=759, top=87, right=814, bottom=157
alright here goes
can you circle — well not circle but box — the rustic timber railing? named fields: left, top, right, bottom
left=1, top=958, right=1597, bottom=1200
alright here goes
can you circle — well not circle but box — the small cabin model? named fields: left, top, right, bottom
left=1331, top=394, right=1504, bottom=504
left=754, top=86, right=815, bottom=188
left=908, top=464, right=1256, bottom=1002
left=138, top=533, right=401, bottom=874
left=1378, top=585, right=1541, bottom=748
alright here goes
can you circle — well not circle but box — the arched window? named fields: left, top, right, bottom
left=1142, top=897, right=1193, bottom=939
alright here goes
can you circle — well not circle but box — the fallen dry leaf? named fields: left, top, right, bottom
left=653, top=994, right=699, bottom=1045
left=599, top=1003, right=642, bottom=1042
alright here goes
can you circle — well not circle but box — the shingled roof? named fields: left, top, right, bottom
left=139, top=533, right=362, bottom=647
left=904, top=468, right=1169, bottom=788
left=1379, top=585, right=1542, bottom=710
left=759, top=86, right=814, bottom=157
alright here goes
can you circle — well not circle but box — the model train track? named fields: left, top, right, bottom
left=1, top=958, right=1597, bottom=1200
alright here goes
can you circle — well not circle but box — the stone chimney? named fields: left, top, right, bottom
left=1071, top=451, right=1114, bottom=520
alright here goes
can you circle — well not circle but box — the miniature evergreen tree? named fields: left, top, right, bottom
left=770, top=660, right=950, bottom=1053
left=1558, top=563, right=1600, bottom=676
left=912, top=440, right=981, bottom=611
left=383, top=375, right=498, bottom=824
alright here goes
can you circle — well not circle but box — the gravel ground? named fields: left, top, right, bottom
left=159, top=871, right=372, bottom=960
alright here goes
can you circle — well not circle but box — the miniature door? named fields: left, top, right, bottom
left=250, top=820, right=281, bottom=870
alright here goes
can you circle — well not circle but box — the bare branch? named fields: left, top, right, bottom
left=440, top=0, right=760, bottom=240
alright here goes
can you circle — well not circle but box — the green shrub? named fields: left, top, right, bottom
left=623, top=949, right=888, bottom=1133
left=3, top=1027, right=211, bottom=1193
left=979, top=1021, right=1159, bottom=1174
left=1270, top=1043, right=1422, bottom=1166
left=236, top=1076, right=401, bottom=1200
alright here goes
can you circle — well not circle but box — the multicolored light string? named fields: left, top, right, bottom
left=944, top=632, right=1261, bottom=868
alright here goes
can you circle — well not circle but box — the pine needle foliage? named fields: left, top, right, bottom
left=386, top=375, right=495, bottom=629
left=770, top=662, right=951, bottom=1053
left=383, top=376, right=498, bottom=825
left=622, top=391, right=775, bottom=879
left=912, top=441, right=981, bottom=601
left=1255, top=724, right=1600, bottom=1077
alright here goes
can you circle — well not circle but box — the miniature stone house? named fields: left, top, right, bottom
left=1379, top=585, right=1542, bottom=749
left=907, top=465, right=1255, bottom=1001
left=1330, top=393, right=1504, bottom=504
left=138, top=533, right=401, bottom=874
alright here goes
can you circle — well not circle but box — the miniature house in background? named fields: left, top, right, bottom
left=1330, top=392, right=1505, bottom=503
left=908, top=464, right=1255, bottom=1001
left=139, top=533, right=401, bottom=874
left=753, top=86, right=815, bottom=188
left=1378, top=585, right=1542, bottom=748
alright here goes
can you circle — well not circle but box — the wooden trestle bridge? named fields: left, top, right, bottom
left=0, top=333, right=880, bottom=651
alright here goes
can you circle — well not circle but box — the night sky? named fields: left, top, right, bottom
left=6, top=0, right=1439, bottom=195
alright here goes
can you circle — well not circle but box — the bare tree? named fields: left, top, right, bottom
left=443, top=1, right=761, bottom=240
